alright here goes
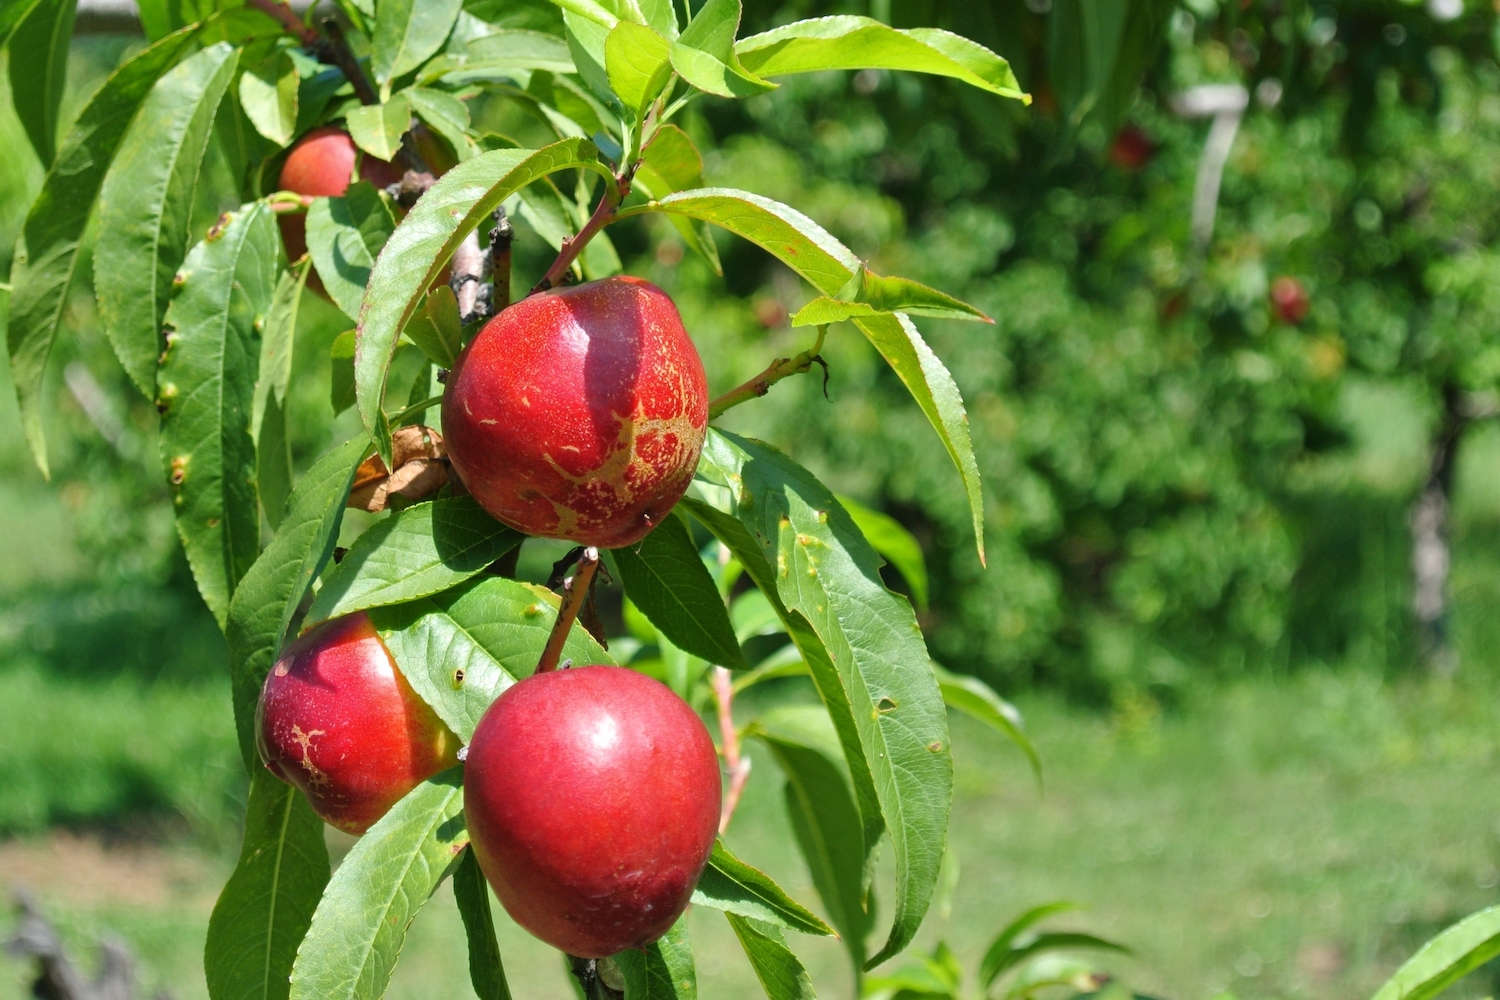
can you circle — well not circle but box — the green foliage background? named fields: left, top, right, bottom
left=8, top=0, right=1500, bottom=835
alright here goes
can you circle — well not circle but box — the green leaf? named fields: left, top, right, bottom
left=306, top=182, right=399, bottom=321
left=158, top=201, right=282, bottom=629
left=541, top=0, right=620, bottom=30
left=204, top=769, right=331, bottom=1000
left=670, top=0, right=773, bottom=98
left=454, top=847, right=513, bottom=1000
left=692, top=840, right=833, bottom=936
left=791, top=266, right=992, bottom=326
left=694, top=430, right=952, bottom=969
left=464, top=29, right=577, bottom=73
left=726, top=915, right=818, bottom=1000
left=346, top=93, right=412, bottom=162
left=369, top=575, right=612, bottom=740
left=225, top=437, right=368, bottom=768
left=402, top=284, right=463, bottom=367
left=634, top=126, right=719, bottom=274
left=0, top=0, right=41, bottom=48
left=611, top=512, right=747, bottom=669
left=1370, top=906, right=1500, bottom=1000
left=6, top=24, right=200, bottom=477
left=8, top=0, right=76, bottom=165
left=307, top=496, right=523, bottom=623
left=735, top=16, right=1027, bottom=101
left=606, top=21, right=672, bottom=120
left=649, top=188, right=985, bottom=563
left=330, top=329, right=356, bottom=414
left=355, top=138, right=605, bottom=464
left=253, top=258, right=312, bottom=529
left=618, top=916, right=696, bottom=1000
left=371, top=0, right=463, bottom=93
left=407, top=87, right=474, bottom=160
left=240, top=49, right=300, bottom=147
left=748, top=705, right=872, bottom=968
left=932, top=662, right=1041, bottom=786
left=836, top=495, right=928, bottom=612
left=984, top=933, right=1131, bottom=987
left=95, top=41, right=239, bottom=398
left=289, top=768, right=468, bottom=1000
left=680, top=496, right=884, bottom=864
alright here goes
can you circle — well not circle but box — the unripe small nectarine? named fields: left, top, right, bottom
left=256, top=611, right=460, bottom=835
left=442, top=276, right=709, bottom=548
left=463, top=666, right=722, bottom=957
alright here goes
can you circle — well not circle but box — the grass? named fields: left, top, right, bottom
left=3, top=667, right=1499, bottom=1000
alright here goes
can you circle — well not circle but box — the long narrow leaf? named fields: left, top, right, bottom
left=7, top=24, right=200, bottom=476
left=691, top=840, right=833, bottom=936
left=96, top=41, right=239, bottom=397
left=158, top=200, right=282, bottom=628
left=649, top=188, right=985, bottom=562
left=205, top=770, right=330, bottom=1000
left=1370, top=906, right=1500, bottom=1000
left=289, top=769, right=468, bottom=1000
left=727, top=915, right=818, bottom=1000
left=454, top=847, right=514, bottom=1000
left=8, top=0, right=76, bottom=165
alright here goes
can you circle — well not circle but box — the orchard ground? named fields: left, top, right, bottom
left=4, top=671, right=1500, bottom=1000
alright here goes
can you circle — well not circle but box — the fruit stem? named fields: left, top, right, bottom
left=532, top=174, right=629, bottom=294
left=535, top=547, right=600, bottom=674
left=245, top=0, right=317, bottom=44
left=712, top=666, right=752, bottom=834
left=707, top=326, right=829, bottom=420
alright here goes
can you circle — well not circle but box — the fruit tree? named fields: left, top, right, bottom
left=1, top=0, right=1036, bottom=996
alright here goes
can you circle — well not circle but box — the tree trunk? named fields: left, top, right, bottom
left=1410, top=383, right=1465, bottom=674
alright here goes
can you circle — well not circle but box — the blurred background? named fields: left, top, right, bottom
left=5, top=0, right=1500, bottom=997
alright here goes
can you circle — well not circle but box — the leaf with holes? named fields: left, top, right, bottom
left=158, top=201, right=282, bottom=629
left=695, top=429, right=951, bottom=969
left=369, top=575, right=612, bottom=740
left=95, top=41, right=239, bottom=398
left=355, top=138, right=607, bottom=464
left=611, top=511, right=746, bottom=669
left=288, top=769, right=467, bottom=1000
left=6, top=24, right=200, bottom=476
left=205, top=769, right=330, bottom=1000
left=307, top=496, right=522, bottom=623
left=647, top=188, right=984, bottom=563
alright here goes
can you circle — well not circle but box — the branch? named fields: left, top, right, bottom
left=316, top=18, right=380, bottom=106
left=713, top=666, right=752, bottom=833
left=532, top=177, right=627, bottom=294
left=708, top=327, right=829, bottom=420
left=450, top=231, right=491, bottom=324
left=490, top=207, right=515, bottom=311
left=535, top=547, right=601, bottom=673
left=245, top=0, right=317, bottom=44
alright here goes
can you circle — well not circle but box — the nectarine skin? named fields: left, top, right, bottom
left=256, top=611, right=460, bottom=835
left=277, top=126, right=402, bottom=265
left=442, top=276, right=709, bottom=548
left=463, top=666, right=722, bottom=958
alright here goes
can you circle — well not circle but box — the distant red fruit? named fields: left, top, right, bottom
left=442, top=275, right=709, bottom=548
left=277, top=126, right=402, bottom=266
left=463, top=666, right=722, bottom=958
left=256, top=612, right=460, bottom=835
left=1109, top=125, right=1155, bottom=171
left=1271, top=276, right=1310, bottom=324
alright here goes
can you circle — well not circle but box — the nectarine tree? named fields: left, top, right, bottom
left=2, top=0, right=1035, bottom=997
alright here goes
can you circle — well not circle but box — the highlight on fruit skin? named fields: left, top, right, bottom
left=255, top=611, right=461, bottom=835
left=441, top=275, right=709, bottom=549
left=462, top=665, right=722, bottom=958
